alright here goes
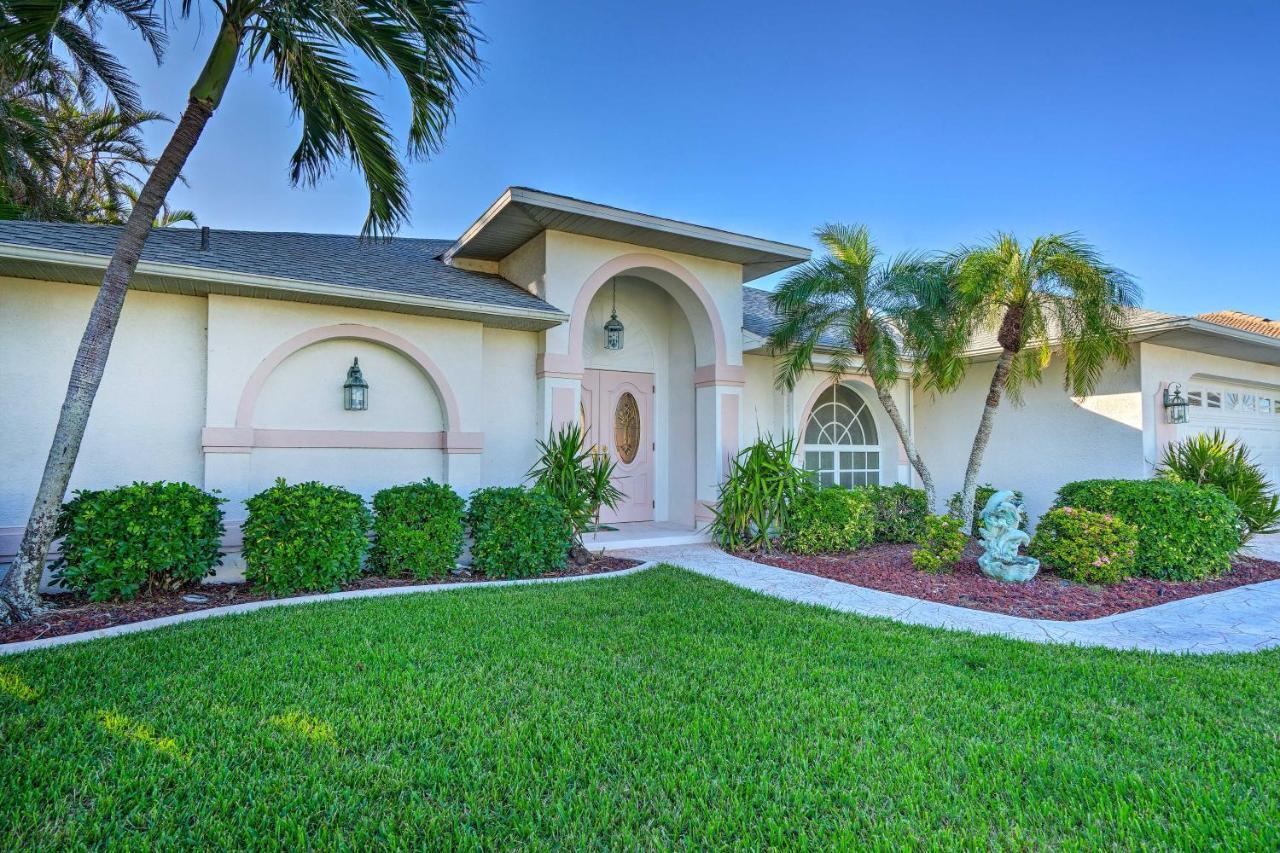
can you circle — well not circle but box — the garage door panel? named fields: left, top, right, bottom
left=1185, top=380, right=1280, bottom=485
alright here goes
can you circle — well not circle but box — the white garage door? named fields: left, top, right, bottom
left=1185, top=382, right=1280, bottom=486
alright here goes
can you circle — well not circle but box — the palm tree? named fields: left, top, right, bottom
left=47, top=100, right=167, bottom=222
left=0, top=0, right=481, bottom=622
left=120, top=185, right=199, bottom=227
left=1, top=0, right=166, bottom=116
left=921, top=233, right=1141, bottom=524
left=767, top=224, right=940, bottom=509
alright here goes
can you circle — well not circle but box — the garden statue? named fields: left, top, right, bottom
left=977, top=490, right=1040, bottom=582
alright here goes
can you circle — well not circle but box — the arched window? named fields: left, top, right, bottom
left=802, top=383, right=881, bottom=487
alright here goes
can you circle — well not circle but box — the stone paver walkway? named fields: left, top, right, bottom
left=618, top=544, right=1280, bottom=654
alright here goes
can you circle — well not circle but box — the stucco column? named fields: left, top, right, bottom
left=536, top=353, right=584, bottom=442
left=693, top=365, right=744, bottom=523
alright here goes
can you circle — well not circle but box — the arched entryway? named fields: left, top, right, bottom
left=538, top=254, right=742, bottom=527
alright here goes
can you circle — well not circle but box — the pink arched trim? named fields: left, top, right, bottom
left=234, top=323, right=464, bottom=432
left=562, top=253, right=730, bottom=372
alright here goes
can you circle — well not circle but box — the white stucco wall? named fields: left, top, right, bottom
left=0, top=277, right=207, bottom=531
left=914, top=350, right=1145, bottom=521
left=480, top=327, right=542, bottom=488
left=1139, top=341, right=1280, bottom=482
left=741, top=354, right=785, bottom=438
left=203, top=294, right=486, bottom=514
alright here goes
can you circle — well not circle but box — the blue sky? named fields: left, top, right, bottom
left=103, top=0, right=1278, bottom=315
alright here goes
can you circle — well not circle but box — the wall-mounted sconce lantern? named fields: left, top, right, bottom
left=343, top=357, right=369, bottom=411
left=603, top=278, right=624, bottom=351
left=1163, top=381, right=1188, bottom=424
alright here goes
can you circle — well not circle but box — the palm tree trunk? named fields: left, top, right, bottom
left=0, top=98, right=214, bottom=623
left=871, top=378, right=936, bottom=510
left=955, top=347, right=1016, bottom=525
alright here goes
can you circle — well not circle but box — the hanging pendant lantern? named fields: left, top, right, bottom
left=343, top=357, right=369, bottom=411
left=603, top=278, right=624, bottom=350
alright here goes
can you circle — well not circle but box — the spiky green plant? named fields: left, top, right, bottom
left=1159, top=429, right=1280, bottom=542
left=709, top=434, right=813, bottom=553
left=527, top=424, right=624, bottom=548
left=918, top=233, right=1141, bottom=524
left=767, top=224, right=941, bottom=509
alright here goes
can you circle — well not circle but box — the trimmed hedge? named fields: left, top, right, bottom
left=785, top=487, right=875, bottom=555
left=242, top=479, right=372, bottom=594
left=467, top=486, right=571, bottom=578
left=1051, top=479, right=1241, bottom=581
left=948, top=485, right=1027, bottom=537
left=860, top=484, right=929, bottom=543
left=53, top=481, right=225, bottom=601
left=371, top=480, right=465, bottom=579
left=911, top=514, right=967, bottom=574
left=1029, top=506, right=1137, bottom=585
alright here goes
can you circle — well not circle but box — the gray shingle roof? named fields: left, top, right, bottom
left=0, top=221, right=562, bottom=314
left=741, top=285, right=854, bottom=349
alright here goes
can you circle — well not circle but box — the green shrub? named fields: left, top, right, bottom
left=370, top=480, right=465, bottom=579
left=911, top=514, right=967, bottom=574
left=52, top=481, right=225, bottom=601
left=860, top=483, right=929, bottom=543
left=784, top=487, right=875, bottom=555
left=467, top=486, right=571, bottom=578
left=526, top=424, right=623, bottom=546
left=948, top=484, right=1027, bottom=537
left=1029, top=506, right=1137, bottom=585
left=709, top=435, right=812, bottom=552
left=1159, top=429, right=1280, bottom=542
left=1052, top=479, right=1241, bottom=581
left=242, top=479, right=372, bottom=594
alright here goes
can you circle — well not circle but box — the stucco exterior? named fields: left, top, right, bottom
left=914, top=348, right=1146, bottom=521
left=2, top=188, right=1279, bottom=571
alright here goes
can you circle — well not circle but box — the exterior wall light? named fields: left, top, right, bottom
left=603, top=278, right=624, bottom=351
left=344, top=357, right=369, bottom=411
left=1163, top=381, right=1188, bottom=424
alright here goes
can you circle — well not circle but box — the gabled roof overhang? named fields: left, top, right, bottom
left=445, top=187, right=810, bottom=282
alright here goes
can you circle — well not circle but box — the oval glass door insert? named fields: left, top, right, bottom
left=614, top=392, right=640, bottom=464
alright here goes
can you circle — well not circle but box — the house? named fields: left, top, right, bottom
left=2, top=187, right=1279, bottom=567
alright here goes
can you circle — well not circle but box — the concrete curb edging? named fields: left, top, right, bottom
left=619, top=544, right=1280, bottom=655
left=0, top=563, right=657, bottom=657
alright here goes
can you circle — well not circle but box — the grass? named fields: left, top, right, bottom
left=2, top=565, right=1278, bottom=849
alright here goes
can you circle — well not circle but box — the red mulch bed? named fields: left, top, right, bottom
left=0, top=555, right=642, bottom=646
left=743, top=543, right=1280, bottom=621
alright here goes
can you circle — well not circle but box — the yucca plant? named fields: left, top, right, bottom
left=526, top=424, right=624, bottom=549
left=709, top=434, right=813, bottom=553
left=1159, top=430, right=1280, bottom=542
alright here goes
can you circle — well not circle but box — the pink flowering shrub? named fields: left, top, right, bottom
left=1029, top=506, right=1138, bottom=585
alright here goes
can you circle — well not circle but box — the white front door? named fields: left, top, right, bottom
left=582, top=369, right=654, bottom=523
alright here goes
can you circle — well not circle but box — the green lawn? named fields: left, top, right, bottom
left=2, top=566, right=1277, bottom=849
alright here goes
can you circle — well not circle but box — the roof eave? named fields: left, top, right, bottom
left=0, top=242, right=569, bottom=331
left=444, top=187, right=811, bottom=282
left=959, top=317, right=1280, bottom=366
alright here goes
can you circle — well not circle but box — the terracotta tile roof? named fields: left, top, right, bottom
left=1197, top=310, right=1280, bottom=339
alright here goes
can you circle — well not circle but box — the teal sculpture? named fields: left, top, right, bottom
left=977, top=490, right=1040, bottom=582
